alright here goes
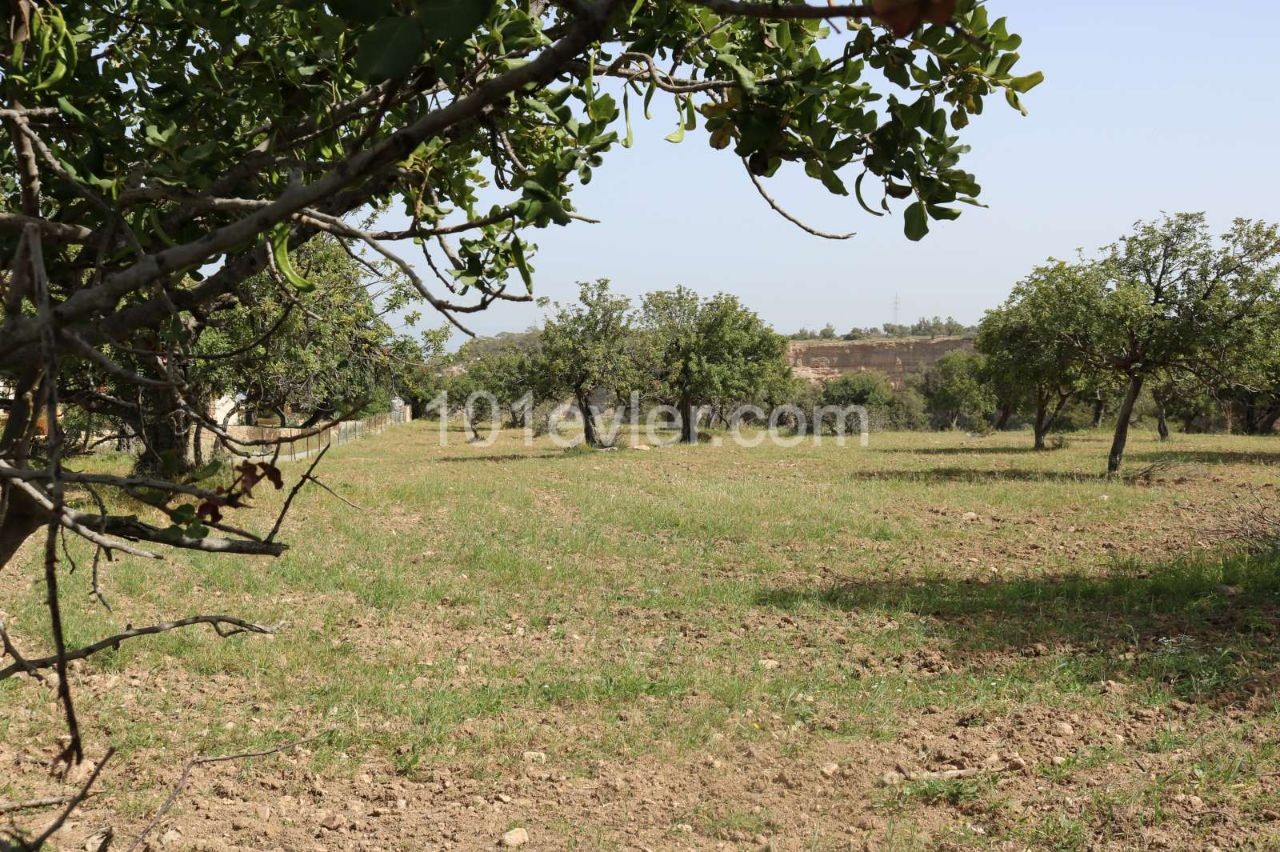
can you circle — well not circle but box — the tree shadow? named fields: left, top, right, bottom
left=755, top=547, right=1280, bottom=706
left=878, top=445, right=1048, bottom=456
left=842, top=466, right=1105, bottom=485
left=431, top=451, right=566, bottom=464
left=1126, top=449, right=1280, bottom=467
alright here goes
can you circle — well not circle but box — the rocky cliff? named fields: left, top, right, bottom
left=786, top=337, right=975, bottom=388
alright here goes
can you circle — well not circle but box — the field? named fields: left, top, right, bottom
left=3, top=424, right=1280, bottom=850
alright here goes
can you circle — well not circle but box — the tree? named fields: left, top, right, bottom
left=1089, top=214, right=1280, bottom=473
left=539, top=280, right=633, bottom=447
left=921, top=350, right=993, bottom=429
left=0, top=0, right=1034, bottom=797
left=817, top=370, right=894, bottom=434
left=977, top=261, right=1104, bottom=448
left=638, top=287, right=788, bottom=443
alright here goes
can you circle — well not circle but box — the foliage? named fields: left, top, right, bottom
left=976, top=261, right=1104, bottom=448
left=638, top=286, right=789, bottom=442
left=539, top=280, right=634, bottom=445
left=921, top=350, right=994, bottom=429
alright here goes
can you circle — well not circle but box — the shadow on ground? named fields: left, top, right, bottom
left=842, top=466, right=1107, bottom=485
left=1126, top=449, right=1280, bottom=467
left=756, top=547, right=1280, bottom=705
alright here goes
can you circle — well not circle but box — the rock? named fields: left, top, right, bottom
left=879, top=770, right=904, bottom=786
left=1051, top=756, right=1067, bottom=767
left=1186, top=795, right=1204, bottom=810
left=1005, top=754, right=1028, bottom=771
left=83, top=828, right=113, bottom=852
left=632, top=444, right=651, bottom=451
left=160, top=828, right=183, bottom=847
left=819, top=762, right=840, bottom=779
left=1052, top=721, right=1075, bottom=738
left=319, top=811, right=345, bottom=831
left=758, top=659, right=781, bottom=671
left=961, top=512, right=980, bottom=522
left=674, top=823, right=694, bottom=833
left=500, top=827, right=530, bottom=847
left=522, top=750, right=547, bottom=765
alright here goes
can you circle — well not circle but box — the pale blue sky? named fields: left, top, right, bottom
left=422, top=1, right=1280, bottom=339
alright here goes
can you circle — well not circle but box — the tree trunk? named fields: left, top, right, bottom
left=679, top=396, right=698, bottom=444
left=577, top=391, right=601, bottom=447
left=1107, top=375, right=1144, bottom=475
left=994, top=402, right=1013, bottom=430
left=1033, top=398, right=1048, bottom=450
left=1091, top=392, right=1105, bottom=429
left=1155, top=397, right=1169, bottom=441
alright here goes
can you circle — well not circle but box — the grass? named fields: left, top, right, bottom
left=2, top=423, right=1280, bottom=848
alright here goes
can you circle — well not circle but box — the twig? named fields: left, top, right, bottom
left=127, top=736, right=323, bottom=852
left=745, top=165, right=855, bottom=240
left=304, top=475, right=366, bottom=510
left=266, top=444, right=330, bottom=543
left=0, top=616, right=275, bottom=681
left=0, top=795, right=78, bottom=816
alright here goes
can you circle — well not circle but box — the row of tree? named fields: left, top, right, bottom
left=972, top=213, right=1280, bottom=471
left=790, top=315, right=975, bottom=341
left=449, top=214, right=1280, bottom=472
left=446, top=281, right=791, bottom=445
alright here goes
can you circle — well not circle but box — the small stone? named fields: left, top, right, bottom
left=319, top=811, right=345, bottom=831
left=758, top=659, right=780, bottom=671
left=632, top=444, right=651, bottom=451
left=1005, top=755, right=1028, bottom=771
left=1186, top=795, right=1204, bottom=810
left=1051, top=756, right=1067, bottom=767
left=879, top=770, right=904, bottom=786
left=1052, top=721, right=1075, bottom=738
left=522, top=750, right=547, bottom=765
left=819, top=762, right=840, bottom=779
left=674, top=823, right=693, bottom=833
left=160, top=828, right=183, bottom=846
left=961, top=512, right=980, bottom=522
left=500, top=827, right=530, bottom=847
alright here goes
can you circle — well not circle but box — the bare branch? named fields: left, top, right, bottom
left=745, top=165, right=855, bottom=240
left=0, top=615, right=276, bottom=681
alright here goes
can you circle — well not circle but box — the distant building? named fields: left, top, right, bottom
left=787, top=336, right=975, bottom=389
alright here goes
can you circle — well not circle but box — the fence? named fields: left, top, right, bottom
left=217, top=405, right=411, bottom=463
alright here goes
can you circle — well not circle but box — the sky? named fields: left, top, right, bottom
left=405, top=1, right=1280, bottom=341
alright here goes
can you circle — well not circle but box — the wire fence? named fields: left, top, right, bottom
left=228, top=406, right=411, bottom=463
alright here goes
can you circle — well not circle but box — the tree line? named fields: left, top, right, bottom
left=447, top=214, right=1280, bottom=473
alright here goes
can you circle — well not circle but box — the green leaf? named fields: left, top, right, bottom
left=622, top=88, right=634, bottom=149
left=904, top=201, right=929, bottom=241
left=1009, top=71, right=1044, bottom=93
left=355, top=17, right=425, bottom=82
left=511, top=236, right=533, bottom=292
left=414, top=0, right=494, bottom=46
left=271, top=225, right=317, bottom=292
